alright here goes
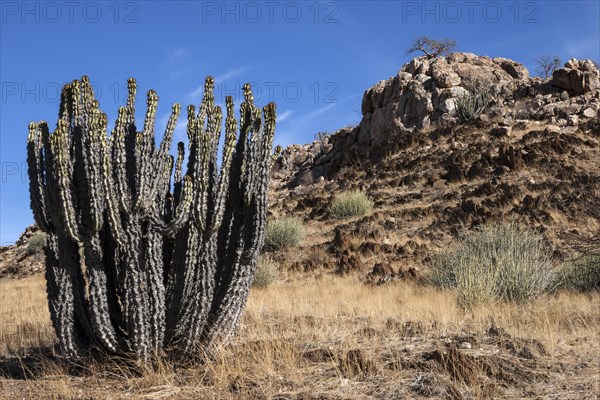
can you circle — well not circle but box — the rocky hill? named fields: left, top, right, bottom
left=268, top=53, right=600, bottom=277
left=2, top=53, right=599, bottom=280
left=0, top=226, right=45, bottom=278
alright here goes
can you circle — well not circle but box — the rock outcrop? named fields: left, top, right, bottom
left=0, top=225, right=45, bottom=279
left=268, top=54, right=600, bottom=277
left=271, top=55, right=600, bottom=190
left=552, top=59, right=600, bottom=94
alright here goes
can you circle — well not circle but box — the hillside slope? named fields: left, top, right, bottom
left=268, top=53, right=600, bottom=276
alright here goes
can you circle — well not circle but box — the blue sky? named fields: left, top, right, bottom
left=1, top=0, right=599, bottom=244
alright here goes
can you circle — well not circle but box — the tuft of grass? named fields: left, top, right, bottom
left=263, top=217, right=304, bottom=252
left=429, top=222, right=558, bottom=309
left=253, top=256, right=279, bottom=288
left=329, top=191, right=373, bottom=219
left=26, top=232, right=47, bottom=256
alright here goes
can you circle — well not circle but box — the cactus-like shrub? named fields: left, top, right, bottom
left=26, top=76, right=276, bottom=363
left=456, top=90, right=491, bottom=122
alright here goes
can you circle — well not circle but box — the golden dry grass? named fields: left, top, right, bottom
left=1, top=274, right=599, bottom=399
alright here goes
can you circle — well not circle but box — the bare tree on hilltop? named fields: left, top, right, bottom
left=535, top=56, right=561, bottom=78
left=406, top=36, right=457, bottom=59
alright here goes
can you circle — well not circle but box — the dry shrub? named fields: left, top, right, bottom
left=561, top=255, right=600, bottom=292
left=26, top=232, right=47, bottom=255
left=429, top=222, right=558, bottom=308
left=263, top=217, right=304, bottom=251
left=329, top=191, right=373, bottom=219
left=253, top=256, right=279, bottom=288
left=337, top=349, right=377, bottom=379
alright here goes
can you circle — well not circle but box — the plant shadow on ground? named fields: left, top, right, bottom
left=0, top=346, right=151, bottom=381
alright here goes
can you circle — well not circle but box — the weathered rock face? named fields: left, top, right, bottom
left=552, top=59, right=600, bottom=94
left=270, top=55, right=600, bottom=191
left=360, top=52, right=529, bottom=131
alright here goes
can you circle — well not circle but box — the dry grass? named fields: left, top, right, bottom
left=0, top=275, right=54, bottom=355
left=1, top=274, right=599, bottom=399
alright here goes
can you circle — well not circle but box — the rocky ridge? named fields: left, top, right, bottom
left=269, top=53, right=600, bottom=279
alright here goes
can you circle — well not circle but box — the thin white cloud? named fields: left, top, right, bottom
left=292, top=93, right=360, bottom=124
left=214, top=67, right=249, bottom=83
left=277, top=110, right=294, bottom=123
left=172, top=48, right=187, bottom=58
left=159, top=47, right=188, bottom=69
left=188, top=85, right=204, bottom=101
left=158, top=47, right=201, bottom=80
left=299, top=103, right=337, bottom=121
left=273, top=93, right=362, bottom=147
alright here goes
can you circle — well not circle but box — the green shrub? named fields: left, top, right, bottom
left=264, top=217, right=304, bottom=251
left=456, top=90, right=491, bottom=122
left=26, top=232, right=47, bottom=255
left=329, top=191, right=373, bottom=219
left=253, top=256, right=279, bottom=288
left=429, top=222, right=557, bottom=309
left=559, top=255, right=600, bottom=292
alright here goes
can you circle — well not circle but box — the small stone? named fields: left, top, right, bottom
left=582, top=107, right=597, bottom=118
left=460, top=342, right=472, bottom=349
left=515, top=109, right=530, bottom=120
left=418, top=115, right=431, bottom=130
left=557, top=118, right=568, bottom=127
left=477, top=114, right=490, bottom=123
left=568, top=115, right=579, bottom=126
left=491, top=126, right=511, bottom=137
left=560, top=91, right=569, bottom=101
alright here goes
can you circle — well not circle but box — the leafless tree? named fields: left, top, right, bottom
left=535, top=56, right=561, bottom=78
left=406, top=36, right=457, bottom=59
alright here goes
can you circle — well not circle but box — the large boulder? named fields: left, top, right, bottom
left=552, top=59, right=600, bottom=94
left=493, top=57, right=530, bottom=80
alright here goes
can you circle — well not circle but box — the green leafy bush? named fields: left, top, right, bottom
left=329, top=191, right=373, bottom=219
left=429, top=222, right=557, bottom=309
left=253, top=256, right=279, bottom=288
left=456, top=90, right=491, bottom=122
left=264, top=217, right=304, bottom=251
left=26, top=232, right=47, bottom=255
